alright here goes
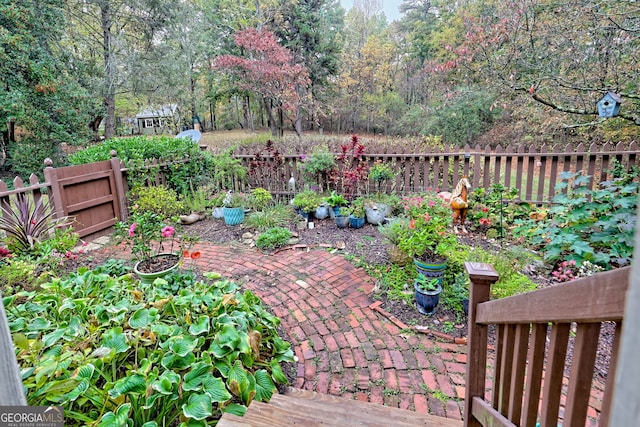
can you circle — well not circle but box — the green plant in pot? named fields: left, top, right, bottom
left=414, top=273, right=443, bottom=315
left=349, top=197, right=366, bottom=228
left=115, top=211, right=184, bottom=284
left=335, top=206, right=350, bottom=228
left=327, top=191, right=348, bottom=217
left=223, top=192, right=247, bottom=225
left=378, top=218, right=412, bottom=265
left=397, top=193, right=457, bottom=277
left=292, top=190, right=322, bottom=218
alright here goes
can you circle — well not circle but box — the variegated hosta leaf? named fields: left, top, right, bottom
left=108, top=374, right=146, bottom=398
left=201, top=375, right=231, bottom=403
left=253, top=370, right=275, bottom=402
left=97, top=403, right=131, bottom=427
left=182, top=362, right=212, bottom=391
left=181, top=393, right=212, bottom=421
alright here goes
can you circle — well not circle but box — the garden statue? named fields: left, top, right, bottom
left=450, top=177, right=471, bottom=234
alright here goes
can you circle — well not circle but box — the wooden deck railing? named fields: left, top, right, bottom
left=464, top=263, right=629, bottom=427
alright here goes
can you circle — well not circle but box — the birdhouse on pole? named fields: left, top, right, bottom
left=596, top=92, right=621, bottom=117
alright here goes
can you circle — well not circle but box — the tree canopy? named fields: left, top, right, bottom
left=2, top=0, right=640, bottom=176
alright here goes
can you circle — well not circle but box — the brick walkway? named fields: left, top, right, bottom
left=190, top=242, right=468, bottom=420
left=92, top=239, right=603, bottom=424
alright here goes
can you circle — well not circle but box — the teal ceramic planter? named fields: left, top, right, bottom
left=223, top=207, right=245, bottom=225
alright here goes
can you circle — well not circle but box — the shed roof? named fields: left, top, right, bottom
left=136, top=104, right=178, bottom=119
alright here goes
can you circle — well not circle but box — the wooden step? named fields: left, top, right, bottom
left=218, top=387, right=464, bottom=427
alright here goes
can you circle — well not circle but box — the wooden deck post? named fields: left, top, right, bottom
left=464, top=262, right=499, bottom=427
left=0, top=291, right=27, bottom=405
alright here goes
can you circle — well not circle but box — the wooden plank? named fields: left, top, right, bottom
left=470, top=397, right=517, bottom=427
left=600, top=321, right=621, bottom=427
left=563, top=322, right=600, bottom=427
left=465, top=262, right=500, bottom=427
left=497, top=325, right=516, bottom=415
left=507, top=324, right=529, bottom=424
left=0, top=291, right=27, bottom=405
left=521, top=323, right=547, bottom=427
left=219, top=388, right=464, bottom=427
left=492, top=324, right=505, bottom=410
left=540, top=323, right=570, bottom=426
left=476, top=267, right=629, bottom=324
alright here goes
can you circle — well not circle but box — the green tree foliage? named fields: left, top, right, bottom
left=0, top=0, right=92, bottom=173
left=456, top=0, right=640, bottom=128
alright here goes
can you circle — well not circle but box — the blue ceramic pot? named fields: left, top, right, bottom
left=349, top=215, right=365, bottom=229
left=414, top=281, right=442, bottom=315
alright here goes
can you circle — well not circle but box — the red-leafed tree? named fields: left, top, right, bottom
left=214, top=28, right=311, bottom=137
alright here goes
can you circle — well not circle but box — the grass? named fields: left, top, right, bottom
left=244, top=204, right=298, bottom=231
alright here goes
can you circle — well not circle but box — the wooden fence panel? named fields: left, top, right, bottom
left=46, top=160, right=122, bottom=238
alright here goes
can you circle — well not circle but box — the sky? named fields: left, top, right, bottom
left=339, top=1, right=404, bottom=22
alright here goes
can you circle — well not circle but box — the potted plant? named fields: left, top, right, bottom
left=292, top=190, right=322, bottom=219
left=368, top=160, right=397, bottom=193
left=223, top=192, right=247, bottom=225
left=363, top=193, right=397, bottom=225
left=414, top=273, right=443, bottom=315
left=326, top=191, right=348, bottom=216
left=396, top=193, right=457, bottom=279
left=115, top=211, right=183, bottom=284
left=378, top=218, right=412, bottom=265
left=314, top=197, right=330, bottom=220
left=211, top=192, right=227, bottom=219
left=349, top=197, right=365, bottom=229
left=335, top=206, right=350, bottom=228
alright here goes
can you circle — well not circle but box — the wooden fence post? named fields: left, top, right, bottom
left=0, top=291, right=27, bottom=405
left=464, top=262, right=499, bottom=427
left=110, top=151, right=129, bottom=221
left=42, top=158, right=65, bottom=219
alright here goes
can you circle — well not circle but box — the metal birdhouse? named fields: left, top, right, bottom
left=596, top=92, right=621, bottom=117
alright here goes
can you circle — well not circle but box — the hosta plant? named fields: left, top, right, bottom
left=4, top=266, right=294, bottom=426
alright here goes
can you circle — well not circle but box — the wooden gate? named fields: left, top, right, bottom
left=44, top=159, right=126, bottom=238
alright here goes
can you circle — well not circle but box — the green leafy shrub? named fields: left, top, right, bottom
left=5, top=268, right=294, bottom=426
left=7, top=138, right=67, bottom=180
left=248, top=188, right=273, bottom=211
left=513, top=168, right=637, bottom=268
left=0, top=258, right=38, bottom=292
left=467, top=246, right=539, bottom=299
left=292, top=190, right=323, bottom=212
left=68, top=135, right=199, bottom=164
left=129, top=185, right=185, bottom=218
left=245, top=205, right=297, bottom=231
left=256, top=227, right=292, bottom=250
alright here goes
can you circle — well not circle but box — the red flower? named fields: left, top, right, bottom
left=409, top=219, right=416, bottom=229
left=190, top=251, right=202, bottom=260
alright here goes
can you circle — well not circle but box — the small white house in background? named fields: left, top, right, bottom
left=136, top=104, right=180, bottom=135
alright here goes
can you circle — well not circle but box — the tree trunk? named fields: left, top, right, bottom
left=264, top=97, right=278, bottom=136
left=101, top=2, right=116, bottom=139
